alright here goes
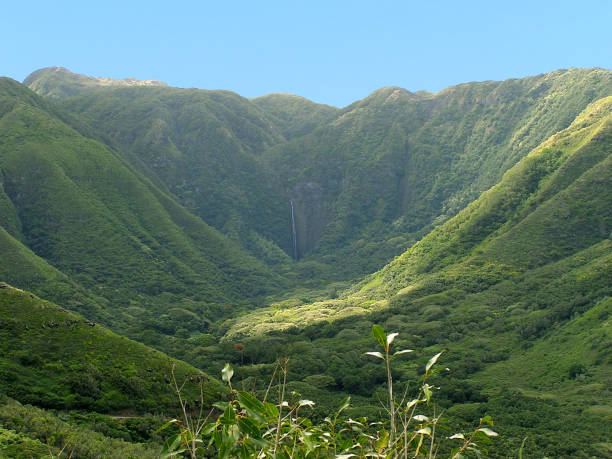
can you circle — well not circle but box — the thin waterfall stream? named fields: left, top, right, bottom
left=290, top=200, right=298, bottom=260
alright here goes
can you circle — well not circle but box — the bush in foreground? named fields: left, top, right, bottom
left=161, top=326, right=498, bottom=458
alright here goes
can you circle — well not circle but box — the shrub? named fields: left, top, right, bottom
left=160, top=326, right=498, bottom=457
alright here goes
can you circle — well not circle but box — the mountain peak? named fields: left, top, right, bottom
left=370, top=86, right=417, bottom=102
left=23, top=67, right=167, bottom=99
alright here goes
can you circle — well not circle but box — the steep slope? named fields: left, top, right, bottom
left=0, top=283, right=224, bottom=413
left=226, top=95, right=612, bottom=335
left=213, top=97, right=611, bottom=456
left=262, top=69, right=611, bottom=277
left=0, top=399, right=160, bottom=458
left=0, top=224, right=107, bottom=321
left=53, top=84, right=294, bottom=263
left=365, top=94, right=612, bottom=298
left=28, top=68, right=611, bottom=282
left=0, top=77, right=283, bottom=335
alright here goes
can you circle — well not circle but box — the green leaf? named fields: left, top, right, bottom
left=425, top=351, right=444, bottom=374
left=337, top=396, right=351, bottom=414
left=298, top=416, right=313, bottom=428
left=228, top=424, right=241, bottom=442
left=237, top=391, right=266, bottom=421
left=154, top=418, right=179, bottom=434
left=298, top=399, right=315, bottom=407
left=238, top=417, right=262, bottom=439
left=264, top=401, right=279, bottom=419
left=346, top=418, right=364, bottom=426
left=376, top=429, right=389, bottom=451
left=220, top=404, right=236, bottom=425
left=221, top=363, right=234, bottom=383
left=212, top=429, right=222, bottom=448
left=481, top=415, right=494, bottom=426
left=449, top=433, right=466, bottom=440
left=423, top=383, right=433, bottom=404
left=202, top=423, right=216, bottom=436
left=372, top=325, right=387, bottom=349
left=518, top=436, right=528, bottom=459
left=426, top=367, right=449, bottom=378
left=214, top=401, right=229, bottom=411
left=161, top=433, right=184, bottom=457
left=406, top=398, right=421, bottom=409
left=474, top=430, right=494, bottom=446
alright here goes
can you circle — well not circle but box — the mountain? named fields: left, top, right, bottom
left=45, top=79, right=296, bottom=265
left=27, top=67, right=612, bottom=283
left=23, top=67, right=167, bottom=100
left=260, top=69, right=612, bottom=277
left=217, top=96, right=612, bottom=456
left=251, top=93, right=339, bottom=139
left=10, top=67, right=612, bottom=456
left=0, top=77, right=284, bottom=338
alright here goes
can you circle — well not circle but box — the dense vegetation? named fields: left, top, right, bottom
left=211, top=97, right=612, bottom=456
left=0, top=68, right=610, bottom=457
left=38, top=67, right=612, bottom=281
left=0, top=283, right=226, bottom=412
left=0, top=76, right=286, bottom=337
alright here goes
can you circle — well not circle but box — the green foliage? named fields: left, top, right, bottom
left=0, top=77, right=286, bottom=338
left=54, top=82, right=294, bottom=263
left=259, top=69, right=612, bottom=278
left=3, top=69, right=610, bottom=457
left=202, top=98, right=612, bottom=457
left=0, top=284, right=225, bottom=413
left=0, top=426, right=49, bottom=458
left=251, top=93, right=339, bottom=139
left=25, top=68, right=612, bottom=282
left=162, top=328, right=496, bottom=457
left=0, top=397, right=159, bottom=458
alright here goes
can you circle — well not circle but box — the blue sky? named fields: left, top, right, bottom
left=2, top=0, right=611, bottom=106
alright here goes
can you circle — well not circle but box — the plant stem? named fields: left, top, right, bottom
left=385, top=350, right=396, bottom=449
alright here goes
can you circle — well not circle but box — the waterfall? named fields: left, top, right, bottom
left=290, top=200, right=298, bottom=260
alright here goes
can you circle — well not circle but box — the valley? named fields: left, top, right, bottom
left=0, top=67, right=610, bottom=457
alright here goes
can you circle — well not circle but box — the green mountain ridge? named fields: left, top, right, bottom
left=25, top=67, right=611, bottom=283
left=51, top=83, right=294, bottom=264
left=250, top=93, right=340, bottom=139
left=210, top=96, right=611, bottom=456
left=262, top=68, right=611, bottom=277
left=0, top=282, right=224, bottom=458
left=225, top=95, right=612, bottom=336
left=1, top=67, right=610, bottom=457
left=0, top=77, right=284, bottom=336
left=23, top=67, right=167, bottom=100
